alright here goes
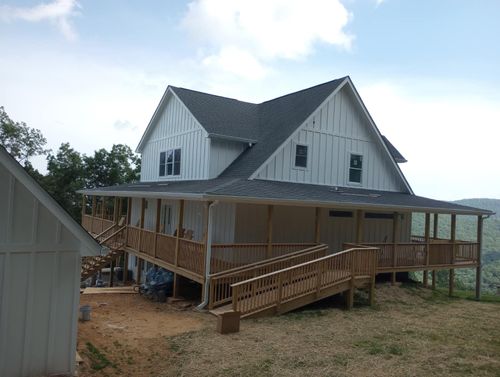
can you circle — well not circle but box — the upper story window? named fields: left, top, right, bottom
left=349, top=154, right=363, bottom=183
left=159, top=148, right=181, bottom=177
left=294, top=144, right=308, bottom=168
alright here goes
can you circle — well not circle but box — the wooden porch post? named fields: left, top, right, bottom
left=109, top=259, right=114, bottom=287
left=113, top=197, right=119, bottom=223
left=136, top=198, right=146, bottom=284
left=174, top=200, right=185, bottom=267
left=449, top=214, right=456, bottom=297
left=91, top=196, right=96, bottom=232
left=314, top=207, right=321, bottom=243
left=154, top=199, right=161, bottom=258
left=266, top=205, right=274, bottom=258
left=355, top=210, right=364, bottom=244
left=101, top=197, right=105, bottom=219
left=123, top=197, right=132, bottom=284
left=81, top=195, right=86, bottom=220
left=476, top=215, right=483, bottom=300
left=173, top=200, right=185, bottom=298
left=118, top=197, right=123, bottom=221
left=391, top=212, right=399, bottom=285
left=432, top=213, right=438, bottom=289
left=423, top=213, right=430, bottom=288
left=200, top=201, right=211, bottom=302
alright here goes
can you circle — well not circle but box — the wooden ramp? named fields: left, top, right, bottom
left=211, top=247, right=378, bottom=320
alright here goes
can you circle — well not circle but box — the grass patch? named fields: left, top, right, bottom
left=354, top=336, right=407, bottom=357
left=84, top=342, right=115, bottom=371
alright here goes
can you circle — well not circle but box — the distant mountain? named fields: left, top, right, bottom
left=454, top=198, right=500, bottom=219
left=412, top=198, right=500, bottom=292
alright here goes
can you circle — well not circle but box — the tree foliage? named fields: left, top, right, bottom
left=0, top=106, right=140, bottom=221
left=44, top=143, right=85, bottom=221
left=84, top=144, right=140, bottom=188
left=0, top=106, right=49, bottom=165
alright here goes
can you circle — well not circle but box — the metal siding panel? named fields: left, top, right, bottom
left=51, top=251, right=79, bottom=374
left=0, top=165, right=9, bottom=243
left=3, top=252, right=30, bottom=376
left=28, top=252, right=54, bottom=375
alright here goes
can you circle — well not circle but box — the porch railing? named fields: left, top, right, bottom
left=231, top=247, right=378, bottom=317
left=344, top=240, right=479, bottom=272
left=210, top=243, right=317, bottom=273
left=82, top=214, right=115, bottom=235
left=209, top=244, right=328, bottom=309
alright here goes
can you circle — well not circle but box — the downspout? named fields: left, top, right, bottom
left=196, top=200, right=219, bottom=310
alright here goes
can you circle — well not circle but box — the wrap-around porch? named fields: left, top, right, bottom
left=81, top=194, right=483, bottom=305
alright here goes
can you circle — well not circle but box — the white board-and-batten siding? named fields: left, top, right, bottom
left=140, top=93, right=210, bottom=182
left=254, top=85, right=406, bottom=192
left=129, top=198, right=235, bottom=244
left=0, top=163, right=82, bottom=377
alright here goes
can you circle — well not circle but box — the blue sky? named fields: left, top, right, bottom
left=0, top=0, right=499, bottom=200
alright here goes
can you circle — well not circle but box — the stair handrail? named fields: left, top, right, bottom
left=209, top=244, right=326, bottom=278
left=209, top=244, right=328, bottom=309
left=99, top=226, right=127, bottom=246
left=230, top=247, right=379, bottom=316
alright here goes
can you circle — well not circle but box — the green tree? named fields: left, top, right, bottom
left=84, top=144, right=140, bottom=188
left=0, top=106, right=49, bottom=166
left=44, top=143, right=85, bottom=221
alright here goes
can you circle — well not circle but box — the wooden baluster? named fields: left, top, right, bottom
left=423, top=213, right=430, bottom=288
left=449, top=214, right=456, bottom=297
left=276, top=273, right=283, bottom=313
left=476, top=215, right=483, bottom=300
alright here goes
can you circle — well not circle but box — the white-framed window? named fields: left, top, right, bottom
left=159, top=148, right=181, bottom=177
left=294, top=144, right=308, bottom=168
left=348, top=153, right=363, bottom=184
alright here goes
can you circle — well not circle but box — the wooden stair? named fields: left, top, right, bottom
left=81, top=225, right=127, bottom=281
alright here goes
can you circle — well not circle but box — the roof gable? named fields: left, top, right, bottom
left=136, top=77, right=410, bottom=187
left=0, top=146, right=101, bottom=256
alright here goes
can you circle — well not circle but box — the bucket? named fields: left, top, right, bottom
left=79, top=305, right=91, bottom=321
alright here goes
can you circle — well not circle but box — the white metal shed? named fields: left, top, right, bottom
left=0, top=146, right=101, bottom=377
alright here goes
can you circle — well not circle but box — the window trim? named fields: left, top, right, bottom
left=347, top=152, right=363, bottom=185
left=159, top=147, right=182, bottom=178
left=292, top=143, right=309, bottom=170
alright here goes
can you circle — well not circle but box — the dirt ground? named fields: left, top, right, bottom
left=77, top=284, right=500, bottom=377
left=77, top=293, right=211, bottom=376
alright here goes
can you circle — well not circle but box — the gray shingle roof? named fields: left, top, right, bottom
left=172, top=77, right=349, bottom=178
left=79, top=178, right=493, bottom=216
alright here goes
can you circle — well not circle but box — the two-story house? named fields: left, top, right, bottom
left=80, top=76, right=491, bottom=317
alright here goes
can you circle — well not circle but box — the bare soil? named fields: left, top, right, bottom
left=77, top=284, right=500, bottom=377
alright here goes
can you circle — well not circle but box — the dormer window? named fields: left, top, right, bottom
left=349, top=153, right=363, bottom=183
left=294, top=144, right=308, bottom=168
left=159, top=148, right=181, bottom=177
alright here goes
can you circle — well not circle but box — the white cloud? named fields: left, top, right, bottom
left=359, top=81, right=500, bottom=200
left=181, top=0, right=353, bottom=79
left=0, top=0, right=80, bottom=41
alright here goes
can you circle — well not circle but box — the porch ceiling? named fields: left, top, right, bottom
left=77, top=178, right=493, bottom=216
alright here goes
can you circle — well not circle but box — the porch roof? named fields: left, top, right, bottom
left=78, top=178, right=493, bottom=216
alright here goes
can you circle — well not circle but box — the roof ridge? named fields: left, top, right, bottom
left=171, top=86, right=257, bottom=106
left=259, top=76, right=348, bottom=105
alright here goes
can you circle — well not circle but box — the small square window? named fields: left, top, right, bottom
left=295, top=144, right=308, bottom=168
left=349, top=154, right=363, bottom=183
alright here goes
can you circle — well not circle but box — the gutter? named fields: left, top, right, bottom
left=196, top=200, right=219, bottom=310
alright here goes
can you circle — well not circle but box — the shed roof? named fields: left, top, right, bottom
left=0, top=146, right=101, bottom=256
